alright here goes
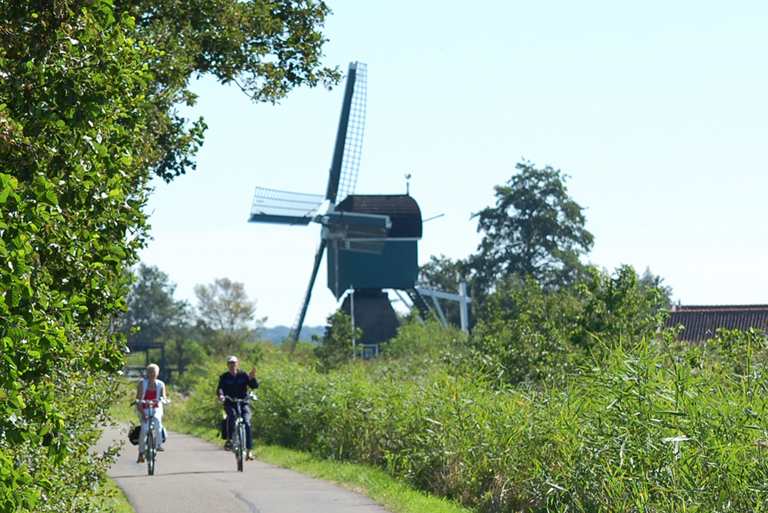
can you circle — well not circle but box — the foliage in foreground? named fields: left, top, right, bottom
left=174, top=264, right=742, bottom=511
left=242, top=327, right=768, bottom=512
left=0, top=0, right=335, bottom=509
left=0, top=2, right=153, bottom=509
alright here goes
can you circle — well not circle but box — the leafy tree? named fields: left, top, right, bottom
left=164, top=337, right=207, bottom=378
left=0, top=2, right=159, bottom=510
left=469, top=265, right=671, bottom=387
left=194, top=278, right=262, bottom=356
left=122, top=263, right=190, bottom=350
left=469, top=278, right=584, bottom=385
left=314, top=310, right=362, bottom=371
left=470, top=161, right=594, bottom=293
left=121, top=263, right=207, bottom=376
left=638, top=266, right=674, bottom=310
left=0, top=0, right=336, bottom=509
left=419, top=255, right=469, bottom=292
left=111, top=0, right=341, bottom=182
left=571, top=265, right=669, bottom=353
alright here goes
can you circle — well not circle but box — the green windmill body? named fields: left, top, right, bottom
left=328, top=194, right=423, bottom=349
left=327, top=194, right=422, bottom=298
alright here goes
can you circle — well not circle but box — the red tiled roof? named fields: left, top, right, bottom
left=665, top=305, right=768, bottom=342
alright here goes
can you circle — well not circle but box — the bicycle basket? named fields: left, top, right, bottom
left=128, top=425, right=140, bottom=446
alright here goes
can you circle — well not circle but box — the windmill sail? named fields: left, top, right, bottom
left=249, top=187, right=325, bottom=225
left=325, top=62, right=366, bottom=204
left=289, top=238, right=327, bottom=346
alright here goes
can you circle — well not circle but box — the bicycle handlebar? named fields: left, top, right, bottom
left=222, top=393, right=257, bottom=403
left=136, top=398, right=170, bottom=406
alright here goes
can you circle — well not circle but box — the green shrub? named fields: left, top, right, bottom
left=0, top=2, right=154, bottom=509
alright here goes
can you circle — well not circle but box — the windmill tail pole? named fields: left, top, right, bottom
left=290, top=238, right=327, bottom=350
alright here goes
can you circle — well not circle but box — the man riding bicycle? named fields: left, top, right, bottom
left=216, top=355, right=259, bottom=461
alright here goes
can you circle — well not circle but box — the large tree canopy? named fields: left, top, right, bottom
left=470, top=161, right=594, bottom=292
left=0, top=0, right=336, bottom=509
left=112, top=0, right=340, bottom=182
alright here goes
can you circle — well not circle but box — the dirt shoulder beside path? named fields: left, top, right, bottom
left=93, top=424, right=390, bottom=513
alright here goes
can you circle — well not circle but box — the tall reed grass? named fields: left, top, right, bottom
left=251, top=332, right=768, bottom=512
left=177, top=327, right=768, bottom=512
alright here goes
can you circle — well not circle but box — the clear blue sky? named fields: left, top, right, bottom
left=139, top=0, right=768, bottom=328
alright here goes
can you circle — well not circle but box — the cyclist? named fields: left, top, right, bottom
left=136, top=363, right=167, bottom=463
left=216, top=355, right=259, bottom=461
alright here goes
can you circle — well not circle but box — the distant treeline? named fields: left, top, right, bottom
left=260, top=326, right=325, bottom=344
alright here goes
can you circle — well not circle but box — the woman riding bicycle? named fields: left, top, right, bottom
left=136, top=363, right=167, bottom=463
left=216, top=355, right=259, bottom=461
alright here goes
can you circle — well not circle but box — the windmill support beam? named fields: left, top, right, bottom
left=429, top=293, right=448, bottom=325
left=414, top=285, right=472, bottom=333
left=394, top=289, right=425, bottom=326
left=350, top=287, right=356, bottom=358
left=458, top=282, right=469, bottom=332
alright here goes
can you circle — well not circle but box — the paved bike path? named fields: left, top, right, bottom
left=94, top=424, right=390, bottom=513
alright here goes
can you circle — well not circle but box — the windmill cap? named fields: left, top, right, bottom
left=227, top=356, right=238, bottom=363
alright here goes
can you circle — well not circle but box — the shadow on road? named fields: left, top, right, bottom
left=109, top=469, right=233, bottom=479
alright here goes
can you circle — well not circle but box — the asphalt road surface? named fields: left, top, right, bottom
left=94, top=424, right=390, bottom=513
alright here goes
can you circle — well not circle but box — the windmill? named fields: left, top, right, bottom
left=248, top=62, right=430, bottom=347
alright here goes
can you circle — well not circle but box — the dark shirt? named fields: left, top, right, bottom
left=217, top=370, right=259, bottom=404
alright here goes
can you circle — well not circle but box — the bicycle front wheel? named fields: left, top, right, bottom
left=146, top=428, right=156, bottom=476
left=236, top=421, right=246, bottom=472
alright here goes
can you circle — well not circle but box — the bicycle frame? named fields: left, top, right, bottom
left=223, top=394, right=256, bottom=472
left=136, top=398, right=168, bottom=476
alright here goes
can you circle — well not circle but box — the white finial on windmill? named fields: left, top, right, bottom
left=405, top=173, right=411, bottom=195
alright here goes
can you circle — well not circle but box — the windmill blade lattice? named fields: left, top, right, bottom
left=335, top=63, right=366, bottom=204
left=249, top=187, right=325, bottom=225
left=325, top=62, right=367, bottom=204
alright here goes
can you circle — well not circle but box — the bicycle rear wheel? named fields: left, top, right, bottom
left=236, top=421, right=246, bottom=472
left=146, top=428, right=156, bottom=476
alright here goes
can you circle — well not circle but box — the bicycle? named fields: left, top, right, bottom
left=222, top=393, right=256, bottom=472
left=136, top=397, right=169, bottom=476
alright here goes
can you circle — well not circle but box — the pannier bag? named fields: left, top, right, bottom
left=129, top=425, right=167, bottom=445
left=128, top=425, right=140, bottom=446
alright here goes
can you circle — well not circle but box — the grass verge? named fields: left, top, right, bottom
left=100, top=479, right=133, bottom=513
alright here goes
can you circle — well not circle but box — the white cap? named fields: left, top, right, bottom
left=227, top=355, right=238, bottom=363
